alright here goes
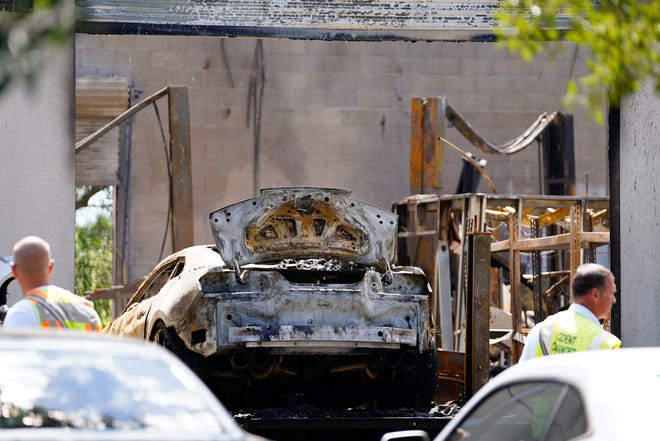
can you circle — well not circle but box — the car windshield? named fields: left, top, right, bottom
left=0, top=346, right=228, bottom=434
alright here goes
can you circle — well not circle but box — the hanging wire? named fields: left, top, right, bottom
left=220, top=39, right=235, bottom=89
left=440, top=136, right=497, bottom=193
left=445, top=103, right=558, bottom=156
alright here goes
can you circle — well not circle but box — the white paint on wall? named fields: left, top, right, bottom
left=0, top=41, right=75, bottom=290
left=620, top=80, right=660, bottom=347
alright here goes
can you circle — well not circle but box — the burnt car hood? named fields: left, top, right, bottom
left=209, top=187, right=398, bottom=272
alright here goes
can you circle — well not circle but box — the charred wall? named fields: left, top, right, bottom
left=74, top=36, right=607, bottom=281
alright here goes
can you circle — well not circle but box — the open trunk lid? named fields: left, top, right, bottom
left=209, top=187, right=398, bottom=272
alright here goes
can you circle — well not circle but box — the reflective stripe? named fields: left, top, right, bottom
left=26, top=296, right=66, bottom=328
left=534, top=310, right=620, bottom=357
left=537, top=314, right=559, bottom=357
left=26, top=287, right=101, bottom=332
left=589, top=330, right=622, bottom=350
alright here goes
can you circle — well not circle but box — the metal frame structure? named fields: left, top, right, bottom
left=393, top=193, right=610, bottom=398
left=76, top=85, right=193, bottom=255
left=76, top=86, right=193, bottom=315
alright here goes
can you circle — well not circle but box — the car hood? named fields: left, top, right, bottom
left=209, top=187, right=398, bottom=272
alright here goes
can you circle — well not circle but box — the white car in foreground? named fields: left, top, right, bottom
left=0, top=330, right=268, bottom=441
left=382, top=347, right=660, bottom=441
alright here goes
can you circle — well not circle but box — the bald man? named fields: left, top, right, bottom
left=3, top=236, right=101, bottom=331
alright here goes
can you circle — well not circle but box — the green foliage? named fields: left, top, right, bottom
left=75, top=213, right=113, bottom=327
left=0, top=0, right=72, bottom=94
left=495, top=0, right=660, bottom=123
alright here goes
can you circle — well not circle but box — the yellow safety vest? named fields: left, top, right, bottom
left=534, top=309, right=621, bottom=357
left=26, top=286, right=101, bottom=332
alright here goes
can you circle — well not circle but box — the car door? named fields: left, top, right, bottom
left=107, top=261, right=180, bottom=339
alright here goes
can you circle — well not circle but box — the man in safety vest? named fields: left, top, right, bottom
left=519, top=263, right=621, bottom=361
left=2, top=236, right=101, bottom=331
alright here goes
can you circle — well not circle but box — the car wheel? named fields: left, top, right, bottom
left=151, top=321, right=204, bottom=375
left=151, top=321, right=185, bottom=359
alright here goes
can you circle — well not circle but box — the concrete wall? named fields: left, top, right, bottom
left=75, top=35, right=607, bottom=282
left=620, top=81, right=660, bottom=347
left=0, top=42, right=75, bottom=290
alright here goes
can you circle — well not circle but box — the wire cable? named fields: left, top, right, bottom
left=440, top=136, right=497, bottom=194
left=446, top=103, right=559, bottom=156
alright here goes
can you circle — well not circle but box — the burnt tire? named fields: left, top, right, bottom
left=150, top=321, right=204, bottom=376
left=151, top=321, right=185, bottom=359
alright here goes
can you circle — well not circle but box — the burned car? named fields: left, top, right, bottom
left=107, top=187, right=437, bottom=410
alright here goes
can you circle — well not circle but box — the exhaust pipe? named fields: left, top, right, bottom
left=382, top=350, right=402, bottom=369
left=231, top=351, right=250, bottom=371
left=400, top=350, right=418, bottom=370
left=250, top=349, right=274, bottom=380
left=329, top=362, right=379, bottom=379
left=250, top=349, right=270, bottom=369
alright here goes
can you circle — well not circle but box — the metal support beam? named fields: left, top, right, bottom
left=508, top=214, right=523, bottom=363
left=541, top=113, right=576, bottom=196
left=410, top=97, right=445, bottom=195
left=531, top=218, right=543, bottom=322
left=569, top=205, right=581, bottom=298
left=168, top=86, right=194, bottom=251
left=608, top=105, right=621, bottom=339
left=465, top=232, right=491, bottom=398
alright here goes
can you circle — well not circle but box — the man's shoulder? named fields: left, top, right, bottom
left=33, top=285, right=86, bottom=302
left=3, top=299, right=39, bottom=327
left=538, top=309, right=570, bottom=326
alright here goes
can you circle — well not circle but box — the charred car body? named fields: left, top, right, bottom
left=107, top=187, right=437, bottom=409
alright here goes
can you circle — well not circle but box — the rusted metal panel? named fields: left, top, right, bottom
left=434, top=349, right=464, bottom=403
left=423, top=98, right=444, bottom=191
left=75, top=76, right=129, bottom=186
left=229, top=325, right=418, bottom=348
left=168, top=86, right=194, bottom=251
left=410, top=99, right=424, bottom=193
left=76, top=0, right=498, bottom=41
left=75, top=122, right=121, bottom=186
left=410, top=98, right=445, bottom=194
left=465, top=232, right=490, bottom=398
left=76, top=77, right=130, bottom=117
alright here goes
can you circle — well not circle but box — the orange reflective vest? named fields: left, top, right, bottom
left=25, top=286, right=101, bottom=332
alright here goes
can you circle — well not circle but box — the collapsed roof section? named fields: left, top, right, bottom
left=76, top=0, right=499, bottom=42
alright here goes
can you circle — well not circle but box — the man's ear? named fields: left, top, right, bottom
left=47, top=259, right=54, bottom=276
left=10, top=263, right=18, bottom=278
left=590, top=287, right=601, bottom=299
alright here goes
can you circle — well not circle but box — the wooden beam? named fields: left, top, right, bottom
left=491, top=232, right=609, bottom=252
